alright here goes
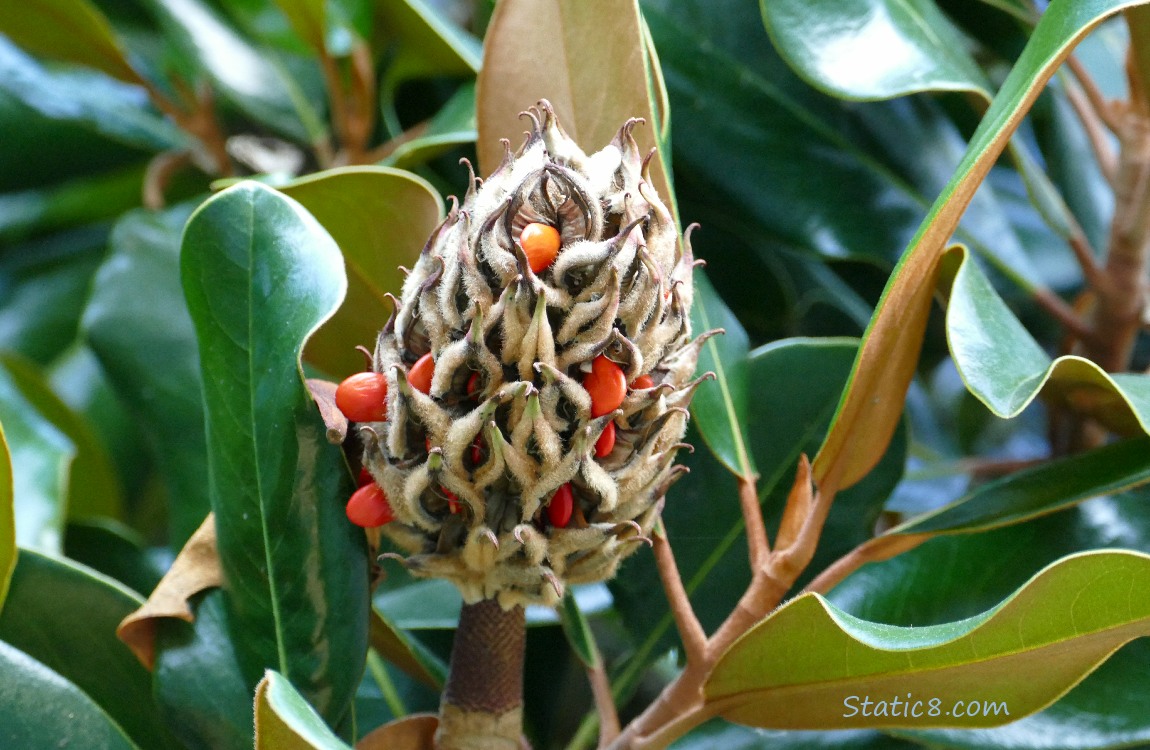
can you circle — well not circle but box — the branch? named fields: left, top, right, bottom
left=801, top=534, right=931, bottom=596
left=587, top=660, right=621, bottom=747
left=1066, top=55, right=1121, bottom=133
left=651, top=521, right=707, bottom=667
left=736, top=473, right=769, bottom=568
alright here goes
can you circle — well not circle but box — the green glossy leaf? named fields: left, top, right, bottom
left=944, top=245, right=1150, bottom=434
left=689, top=267, right=755, bottom=479
left=0, top=549, right=178, bottom=748
left=81, top=204, right=211, bottom=547
left=142, top=0, right=324, bottom=142
left=0, top=227, right=105, bottom=366
left=830, top=497, right=1150, bottom=748
left=381, top=82, right=477, bottom=170
left=154, top=588, right=253, bottom=750
left=375, top=577, right=462, bottom=630
left=256, top=670, right=353, bottom=750
left=478, top=0, right=674, bottom=218
left=47, top=344, right=152, bottom=502
left=0, top=37, right=186, bottom=151
left=272, top=0, right=327, bottom=52
left=0, top=639, right=139, bottom=749
left=64, top=519, right=165, bottom=596
left=181, top=181, right=369, bottom=726
left=0, top=0, right=142, bottom=83
left=610, top=339, right=905, bottom=682
left=378, top=0, right=481, bottom=87
left=0, top=424, right=12, bottom=612
left=761, top=0, right=990, bottom=100
left=675, top=719, right=916, bottom=750
left=557, top=591, right=600, bottom=670
left=813, top=0, right=1150, bottom=494
left=706, top=550, right=1150, bottom=730
left=1, top=353, right=123, bottom=522
left=0, top=366, right=73, bottom=552
left=0, top=165, right=144, bottom=243
left=369, top=609, right=447, bottom=689
left=278, top=166, right=444, bottom=378
left=891, top=437, right=1150, bottom=537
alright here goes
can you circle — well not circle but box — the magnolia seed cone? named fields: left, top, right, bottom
left=361, top=101, right=713, bottom=608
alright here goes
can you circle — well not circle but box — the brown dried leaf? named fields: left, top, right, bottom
left=116, top=515, right=222, bottom=669
left=307, top=377, right=349, bottom=445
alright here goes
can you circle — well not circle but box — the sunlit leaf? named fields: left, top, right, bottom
left=278, top=166, right=444, bottom=378
left=0, top=0, right=143, bottom=83
left=0, top=423, right=13, bottom=613
left=255, top=671, right=352, bottom=750
left=0, top=366, right=73, bottom=553
left=477, top=0, right=674, bottom=218
left=1, top=353, right=123, bottom=522
left=707, top=550, right=1150, bottom=730
left=762, top=0, right=989, bottom=101
left=812, top=0, right=1150, bottom=494
left=944, top=245, right=1150, bottom=434
left=689, top=267, right=755, bottom=479
left=181, top=181, right=369, bottom=727
left=0, top=37, right=186, bottom=151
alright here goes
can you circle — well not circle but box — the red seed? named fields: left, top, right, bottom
left=466, top=371, right=482, bottom=398
left=408, top=352, right=435, bottom=394
left=548, top=483, right=574, bottom=528
left=346, top=483, right=394, bottom=527
left=584, top=355, right=627, bottom=417
left=595, top=421, right=616, bottom=458
left=631, top=374, right=654, bottom=390
left=334, top=371, right=388, bottom=422
left=357, top=467, right=373, bottom=487
left=471, top=437, right=484, bottom=466
left=520, top=223, right=561, bottom=273
left=443, top=487, right=461, bottom=514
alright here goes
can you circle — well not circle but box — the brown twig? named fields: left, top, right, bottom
left=1066, top=55, right=1122, bottom=132
left=143, top=150, right=193, bottom=210
left=801, top=534, right=931, bottom=596
left=1032, top=287, right=1097, bottom=344
left=587, top=660, right=621, bottom=747
left=1062, top=75, right=1118, bottom=185
left=650, top=521, right=707, bottom=667
left=736, top=473, right=769, bottom=569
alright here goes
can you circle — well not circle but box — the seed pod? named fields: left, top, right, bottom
left=360, top=101, right=710, bottom=607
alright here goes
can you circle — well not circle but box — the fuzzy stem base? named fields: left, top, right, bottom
left=435, top=599, right=526, bottom=750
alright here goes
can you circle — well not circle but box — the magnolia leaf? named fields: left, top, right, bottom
left=255, top=671, right=351, bottom=750
left=369, top=610, right=447, bottom=689
left=812, top=0, right=1150, bottom=494
left=0, top=353, right=123, bottom=522
left=117, top=514, right=222, bottom=669
left=0, top=640, right=139, bottom=749
left=0, top=422, right=13, bottom=613
left=181, top=181, right=368, bottom=726
left=689, top=267, right=755, bottom=479
left=0, top=364, right=73, bottom=553
left=477, top=0, right=675, bottom=220
left=0, top=0, right=143, bottom=84
left=278, top=166, right=443, bottom=378
left=761, top=0, right=991, bottom=101
left=943, top=245, right=1150, bottom=433
left=707, top=550, right=1150, bottom=730
left=356, top=714, right=437, bottom=750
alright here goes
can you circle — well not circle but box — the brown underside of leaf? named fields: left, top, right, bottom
left=116, top=514, right=222, bottom=669
left=307, top=377, right=349, bottom=445
left=476, top=0, right=674, bottom=214
left=357, top=713, right=438, bottom=750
